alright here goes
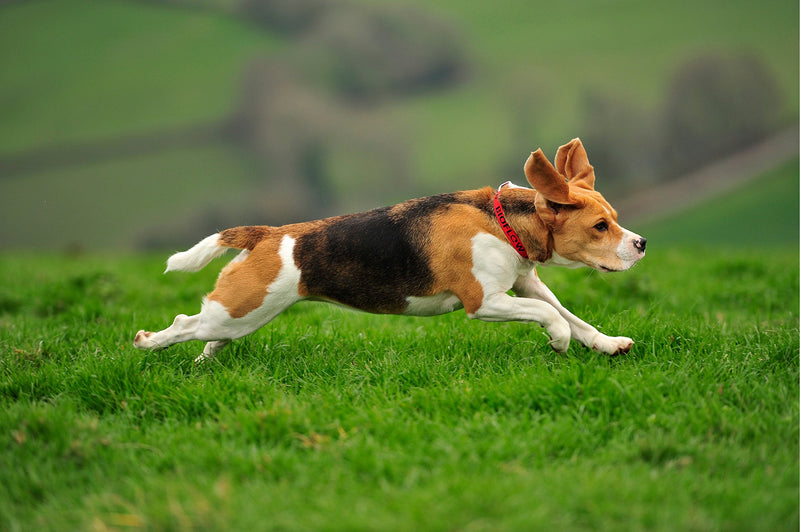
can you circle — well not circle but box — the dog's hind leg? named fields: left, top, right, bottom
left=134, top=290, right=300, bottom=359
left=134, top=233, right=303, bottom=360
left=197, top=340, right=230, bottom=363
left=133, top=313, right=204, bottom=351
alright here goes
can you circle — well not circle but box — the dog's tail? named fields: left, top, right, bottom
left=164, top=226, right=272, bottom=273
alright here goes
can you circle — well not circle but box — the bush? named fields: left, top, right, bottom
left=238, top=0, right=329, bottom=35
left=657, top=52, right=782, bottom=177
left=579, top=52, right=782, bottom=185
left=579, top=90, right=657, bottom=188
left=294, top=4, right=469, bottom=102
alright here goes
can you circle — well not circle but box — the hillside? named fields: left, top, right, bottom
left=0, top=0, right=797, bottom=249
left=0, top=0, right=281, bottom=155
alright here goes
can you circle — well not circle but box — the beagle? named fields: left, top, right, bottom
left=134, top=138, right=646, bottom=362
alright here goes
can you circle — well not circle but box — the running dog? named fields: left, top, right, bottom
left=134, top=138, right=646, bottom=361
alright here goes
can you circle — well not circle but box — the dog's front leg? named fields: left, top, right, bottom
left=470, top=293, right=572, bottom=352
left=512, top=270, right=633, bottom=355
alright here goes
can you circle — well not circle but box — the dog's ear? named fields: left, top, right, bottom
left=524, top=149, right=580, bottom=228
left=555, top=138, right=595, bottom=190
left=524, top=149, right=573, bottom=204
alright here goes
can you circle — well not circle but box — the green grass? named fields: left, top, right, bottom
left=1, top=247, right=797, bottom=530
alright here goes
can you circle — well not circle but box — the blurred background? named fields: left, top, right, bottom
left=0, top=0, right=797, bottom=251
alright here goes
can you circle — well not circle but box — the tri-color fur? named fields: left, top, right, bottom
left=134, top=138, right=646, bottom=362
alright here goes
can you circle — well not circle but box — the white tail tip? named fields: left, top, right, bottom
left=165, top=233, right=226, bottom=273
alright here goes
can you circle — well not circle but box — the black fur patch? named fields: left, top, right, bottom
left=498, top=195, right=538, bottom=215
left=295, top=192, right=488, bottom=313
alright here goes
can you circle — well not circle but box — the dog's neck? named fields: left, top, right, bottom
left=486, top=186, right=554, bottom=263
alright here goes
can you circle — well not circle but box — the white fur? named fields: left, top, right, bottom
left=467, top=233, right=571, bottom=351
left=543, top=252, right=585, bottom=269
left=498, top=181, right=531, bottom=191
left=616, top=228, right=645, bottom=269
left=405, top=292, right=463, bottom=316
left=461, top=232, right=633, bottom=355
left=165, top=233, right=227, bottom=273
left=512, top=270, right=633, bottom=354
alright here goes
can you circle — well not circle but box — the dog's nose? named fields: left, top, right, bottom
left=634, top=237, right=647, bottom=252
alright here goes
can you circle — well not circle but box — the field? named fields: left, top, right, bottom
left=1, top=244, right=797, bottom=530
left=1, top=1, right=798, bottom=528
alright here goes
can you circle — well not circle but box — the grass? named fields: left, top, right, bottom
left=0, top=246, right=797, bottom=530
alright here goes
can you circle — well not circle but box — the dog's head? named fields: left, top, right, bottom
left=524, top=138, right=646, bottom=272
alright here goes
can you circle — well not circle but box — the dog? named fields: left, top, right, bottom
left=134, top=138, right=646, bottom=362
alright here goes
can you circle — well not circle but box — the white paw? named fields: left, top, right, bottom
left=133, top=330, right=153, bottom=349
left=547, top=318, right=572, bottom=353
left=133, top=330, right=165, bottom=351
left=591, top=334, right=634, bottom=356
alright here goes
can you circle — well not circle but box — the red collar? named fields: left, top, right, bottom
left=493, top=181, right=529, bottom=259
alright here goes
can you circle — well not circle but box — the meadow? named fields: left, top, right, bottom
left=1, top=2, right=798, bottom=529
left=1, top=243, right=797, bottom=530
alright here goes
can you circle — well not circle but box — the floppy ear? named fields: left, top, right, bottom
left=524, top=149, right=572, bottom=204
left=554, top=138, right=595, bottom=190
left=524, top=149, right=580, bottom=228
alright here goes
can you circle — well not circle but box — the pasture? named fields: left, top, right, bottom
left=1, top=4, right=797, bottom=528
left=1, top=245, right=797, bottom=530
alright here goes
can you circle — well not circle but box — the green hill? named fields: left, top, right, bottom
left=0, top=0, right=797, bottom=249
left=0, top=0, right=280, bottom=155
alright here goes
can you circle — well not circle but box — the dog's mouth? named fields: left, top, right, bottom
left=596, top=256, right=643, bottom=273
left=595, top=263, right=623, bottom=273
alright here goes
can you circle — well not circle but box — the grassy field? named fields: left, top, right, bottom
left=0, top=245, right=797, bottom=530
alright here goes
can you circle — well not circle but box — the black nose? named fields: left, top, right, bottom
left=634, top=238, right=647, bottom=252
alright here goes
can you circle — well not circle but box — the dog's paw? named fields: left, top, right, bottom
left=133, top=330, right=152, bottom=349
left=591, top=334, right=633, bottom=356
left=133, top=330, right=164, bottom=351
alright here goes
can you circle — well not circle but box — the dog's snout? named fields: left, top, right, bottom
left=634, top=237, right=647, bottom=253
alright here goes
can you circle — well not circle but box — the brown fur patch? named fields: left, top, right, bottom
left=219, top=226, right=274, bottom=251
left=545, top=187, right=629, bottom=270
left=208, top=233, right=287, bottom=318
left=424, top=202, right=491, bottom=314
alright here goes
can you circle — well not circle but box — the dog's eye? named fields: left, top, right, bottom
left=594, top=221, right=608, bottom=232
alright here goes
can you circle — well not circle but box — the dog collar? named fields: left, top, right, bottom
left=493, top=181, right=529, bottom=259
